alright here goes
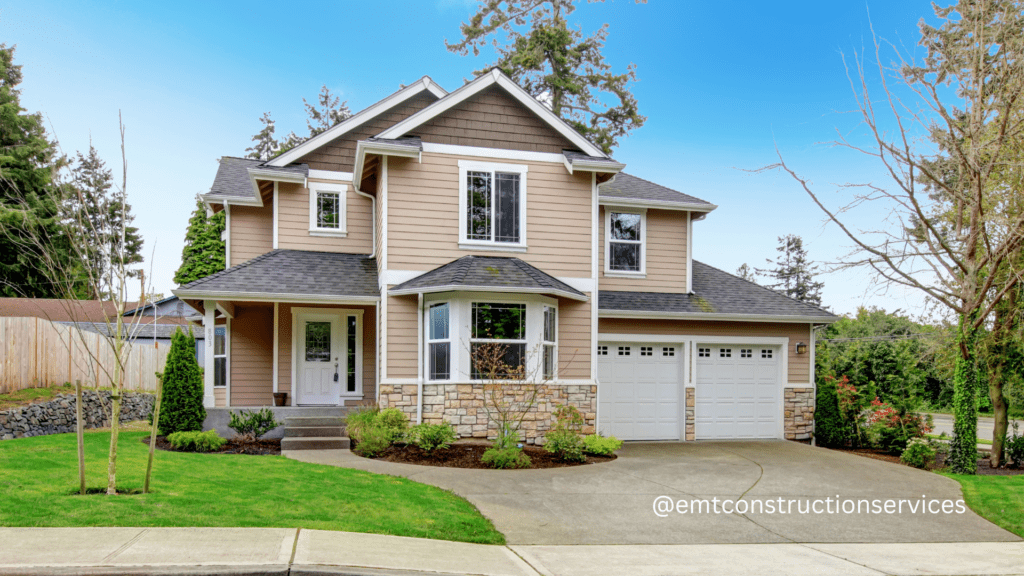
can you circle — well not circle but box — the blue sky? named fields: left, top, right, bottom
left=0, top=0, right=943, bottom=316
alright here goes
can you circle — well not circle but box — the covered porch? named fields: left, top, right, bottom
left=173, top=249, right=380, bottom=409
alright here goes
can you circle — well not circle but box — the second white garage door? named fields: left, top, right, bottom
left=597, top=343, right=681, bottom=440
left=695, top=345, right=781, bottom=439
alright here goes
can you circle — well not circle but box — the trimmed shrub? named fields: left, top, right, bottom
left=375, top=407, right=410, bottom=442
left=1006, top=423, right=1024, bottom=467
left=900, top=438, right=936, bottom=469
left=354, top=425, right=391, bottom=457
left=481, top=447, right=532, bottom=469
left=158, top=328, right=206, bottom=435
left=228, top=408, right=281, bottom=442
left=167, top=430, right=226, bottom=452
left=583, top=434, right=623, bottom=456
left=814, top=375, right=849, bottom=447
left=344, top=404, right=379, bottom=442
left=407, top=422, right=458, bottom=452
left=544, top=428, right=586, bottom=462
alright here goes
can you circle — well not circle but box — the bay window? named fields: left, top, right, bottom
left=542, top=306, right=557, bottom=380
left=459, top=160, right=527, bottom=250
left=427, top=302, right=451, bottom=381
left=470, top=303, right=526, bottom=379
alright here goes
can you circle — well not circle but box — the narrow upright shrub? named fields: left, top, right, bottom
left=813, top=376, right=847, bottom=447
left=158, top=327, right=206, bottom=435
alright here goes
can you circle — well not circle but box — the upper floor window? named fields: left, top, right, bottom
left=458, top=160, right=528, bottom=251
left=606, top=210, right=645, bottom=275
left=309, top=182, right=347, bottom=236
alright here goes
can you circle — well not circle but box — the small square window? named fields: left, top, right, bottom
left=640, top=346, right=653, bottom=356
left=597, top=345, right=608, bottom=356
left=698, top=348, right=710, bottom=358
left=618, top=346, right=631, bottom=356
left=741, top=349, right=752, bottom=358
left=761, top=349, right=773, bottom=359
left=663, top=347, right=675, bottom=357
left=720, top=348, right=732, bottom=358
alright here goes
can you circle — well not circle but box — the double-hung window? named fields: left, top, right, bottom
left=470, top=302, right=526, bottom=379
left=606, top=210, right=645, bottom=274
left=309, top=182, right=347, bottom=236
left=213, top=326, right=227, bottom=387
left=459, top=161, right=527, bottom=250
left=427, top=303, right=451, bottom=381
left=542, top=306, right=557, bottom=380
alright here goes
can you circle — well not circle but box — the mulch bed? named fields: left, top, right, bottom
left=144, top=435, right=281, bottom=456
left=360, top=442, right=616, bottom=469
left=832, top=446, right=1024, bottom=475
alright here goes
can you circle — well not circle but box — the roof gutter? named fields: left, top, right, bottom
left=172, top=289, right=380, bottom=305
left=598, top=309, right=839, bottom=323
left=599, top=197, right=719, bottom=213
left=388, top=285, right=589, bottom=302
left=564, top=157, right=626, bottom=175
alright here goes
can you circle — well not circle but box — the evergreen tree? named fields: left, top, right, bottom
left=813, top=376, right=847, bottom=448
left=174, top=196, right=225, bottom=285
left=68, top=144, right=144, bottom=299
left=0, top=44, right=83, bottom=298
left=446, top=0, right=647, bottom=153
left=735, top=263, right=757, bottom=283
left=245, top=112, right=279, bottom=161
left=246, top=86, right=352, bottom=160
left=756, top=235, right=825, bottom=306
left=158, top=327, right=206, bottom=435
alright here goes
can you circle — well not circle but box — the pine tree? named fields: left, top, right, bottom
left=446, top=0, right=647, bottom=154
left=756, top=235, right=825, bottom=306
left=158, top=327, right=206, bottom=435
left=0, top=44, right=83, bottom=297
left=246, top=86, right=352, bottom=159
left=68, top=145, right=144, bottom=299
left=174, top=196, right=225, bottom=285
left=735, top=263, right=757, bottom=283
left=245, top=112, right=279, bottom=161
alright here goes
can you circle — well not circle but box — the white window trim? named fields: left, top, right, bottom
left=457, top=160, right=528, bottom=251
left=604, top=208, right=647, bottom=277
left=425, top=301, right=452, bottom=383
left=542, top=305, right=558, bottom=380
left=213, top=325, right=228, bottom=388
left=308, top=182, right=348, bottom=236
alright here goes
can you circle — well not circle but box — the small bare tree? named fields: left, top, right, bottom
left=1, top=114, right=154, bottom=494
left=763, top=2, right=1024, bottom=474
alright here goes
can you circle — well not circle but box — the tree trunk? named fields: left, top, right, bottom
left=76, top=379, right=85, bottom=495
left=144, top=375, right=163, bottom=493
left=107, top=335, right=124, bottom=495
left=950, top=315, right=980, bottom=474
left=990, top=378, right=1008, bottom=468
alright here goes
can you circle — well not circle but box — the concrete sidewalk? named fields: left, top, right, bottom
left=3, top=528, right=1024, bottom=576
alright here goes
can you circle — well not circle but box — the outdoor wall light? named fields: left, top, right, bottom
left=795, top=342, right=808, bottom=354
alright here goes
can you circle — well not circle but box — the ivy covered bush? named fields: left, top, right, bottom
left=158, top=328, right=206, bottom=435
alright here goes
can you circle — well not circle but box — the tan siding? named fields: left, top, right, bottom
left=599, top=207, right=688, bottom=292
left=598, top=319, right=812, bottom=384
left=277, top=303, right=377, bottom=405
left=214, top=387, right=226, bottom=408
left=276, top=181, right=373, bottom=254
left=229, top=204, right=273, bottom=266
left=296, top=92, right=438, bottom=172
left=557, top=298, right=592, bottom=380
left=409, top=86, right=578, bottom=153
left=387, top=153, right=592, bottom=277
left=386, top=295, right=419, bottom=380
left=229, top=305, right=274, bottom=406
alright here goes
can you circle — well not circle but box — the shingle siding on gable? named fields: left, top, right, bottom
left=295, top=91, right=437, bottom=173
left=406, top=85, right=580, bottom=153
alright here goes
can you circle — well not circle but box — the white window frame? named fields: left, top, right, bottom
left=604, top=208, right=646, bottom=277
left=308, top=182, right=348, bottom=237
left=425, top=301, right=452, bottom=382
left=213, top=325, right=228, bottom=388
left=542, top=305, right=558, bottom=380
left=457, top=160, right=528, bottom=252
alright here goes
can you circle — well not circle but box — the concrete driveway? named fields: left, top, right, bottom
left=287, top=441, right=1019, bottom=546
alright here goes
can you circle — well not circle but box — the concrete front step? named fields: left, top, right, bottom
left=284, top=416, right=345, bottom=427
left=281, top=436, right=350, bottom=450
left=284, top=426, right=345, bottom=438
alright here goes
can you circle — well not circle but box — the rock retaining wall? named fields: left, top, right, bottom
left=0, top=390, right=154, bottom=440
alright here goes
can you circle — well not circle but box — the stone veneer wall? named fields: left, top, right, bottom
left=684, top=387, right=695, bottom=441
left=784, top=387, right=814, bottom=441
left=384, top=383, right=598, bottom=444
left=0, top=390, right=155, bottom=440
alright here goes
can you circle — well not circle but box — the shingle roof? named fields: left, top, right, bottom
left=207, top=157, right=308, bottom=201
left=175, top=250, right=379, bottom=299
left=598, top=173, right=714, bottom=208
left=365, top=136, right=422, bottom=149
left=390, top=256, right=587, bottom=300
left=599, top=261, right=837, bottom=320
left=59, top=322, right=203, bottom=341
left=250, top=163, right=308, bottom=176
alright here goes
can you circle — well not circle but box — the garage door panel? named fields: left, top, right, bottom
left=696, top=345, right=781, bottom=440
left=598, top=342, right=681, bottom=441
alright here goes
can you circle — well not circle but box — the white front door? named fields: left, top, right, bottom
left=297, top=312, right=342, bottom=405
left=695, top=345, right=781, bottom=439
left=597, top=343, right=682, bottom=440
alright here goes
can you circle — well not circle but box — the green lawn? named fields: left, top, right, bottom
left=944, top=473, right=1024, bottom=537
left=0, top=383, right=77, bottom=410
left=0, top=431, right=504, bottom=544
left=927, top=433, right=992, bottom=445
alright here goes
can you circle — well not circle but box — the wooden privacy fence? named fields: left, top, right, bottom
left=0, top=316, right=167, bottom=393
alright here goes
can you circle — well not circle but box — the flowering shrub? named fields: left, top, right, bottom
left=867, top=398, right=932, bottom=455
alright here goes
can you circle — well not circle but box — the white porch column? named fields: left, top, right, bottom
left=203, top=300, right=216, bottom=408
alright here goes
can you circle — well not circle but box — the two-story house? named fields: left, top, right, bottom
left=174, top=70, right=836, bottom=444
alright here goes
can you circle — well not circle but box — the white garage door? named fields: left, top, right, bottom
left=597, top=343, right=681, bottom=440
left=695, top=345, right=781, bottom=439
